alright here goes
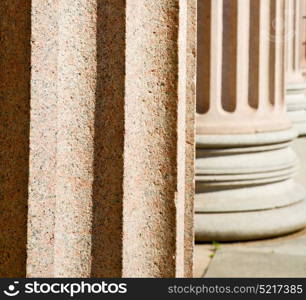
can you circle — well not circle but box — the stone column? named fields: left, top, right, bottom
left=27, top=0, right=195, bottom=278
left=300, top=0, right=306, bottom=74
left=196, top=0, right=306, bottom=241
left=184, top=0, right=196, bottom=278
left=285, top=0, right=306, bottom=135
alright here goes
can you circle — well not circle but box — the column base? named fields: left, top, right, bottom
left=195, top=199, right=306, bottom=242
left=286, top=83, right=306, bottom=136
left=195, top=129, right=306, bottom=241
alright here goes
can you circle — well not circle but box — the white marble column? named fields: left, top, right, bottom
left=299, top=0, right=306, bottom=74
left=196, top=0, right=306, bottom=241
left=286, top=0, right=306, bottom=135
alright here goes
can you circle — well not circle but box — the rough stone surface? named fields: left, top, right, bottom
left=184, top=0, right=196, bottom=278
left=26, top=0, right=194, bottom=278
left=27, top=0, right=58, bottom=278
left=52, top=0, right=99, bottom=278
left=123, top=0, right=188, bottom=278
left=0, top=0, right=31, bottom=277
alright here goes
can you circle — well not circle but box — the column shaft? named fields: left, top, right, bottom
left=27, top=0, right=58, bottom=277
left=197, top=0, right=289, bottom=135
left=300, top=0, right=306, bottom=74
left=123, top=0, right=187, bottom=278
left=27, top=0, right=194, bottom=278
left=184, top=0, right=196, bottom=278
left=286, top=0, right=304, bottom=82
left=285, top=0, right=306, bottom=135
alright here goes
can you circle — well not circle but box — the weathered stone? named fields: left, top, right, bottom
left=184, top=0, right=196, bottom=278
left=27, top=0, right=58, bottom=278
left=27, top=0, right=195, bottom=278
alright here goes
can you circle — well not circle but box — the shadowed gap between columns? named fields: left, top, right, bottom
left=221, top=0, right=237, bottom=112
left=0, top=0, right=31, bottom=277
left=91, top=0, right=125, bottom=277
left=196, top=0, right=210, bottom=114
left=269, top=0, right=276, bottom=106
left=248, top=0, right=260, bottom=109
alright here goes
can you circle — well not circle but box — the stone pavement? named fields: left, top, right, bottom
left=194, top=229, right=306, bottom=278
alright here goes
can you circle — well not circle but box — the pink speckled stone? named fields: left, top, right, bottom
left=184, top=0, right=196, bottom=278
left=123, top=0, right=192, bottom=278
left=27, top=0, right=58, bottom=278
left=27, top=0, right=194, bottom=278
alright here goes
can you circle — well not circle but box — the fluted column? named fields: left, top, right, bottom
left=299, top=0, right=306, bottom=74
left=285, top=0, right=306, bottom=135
left=196, top=0, right=306, bottom=241
left=184, top=0, right=196, bottom=278
left=27, top=0, right=195, bottom=278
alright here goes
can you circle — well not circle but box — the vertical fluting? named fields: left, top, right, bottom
left=27, top=0, right=194, bottom=278
left=196, top=0, right=289, bottom=135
